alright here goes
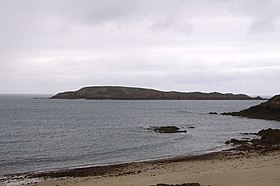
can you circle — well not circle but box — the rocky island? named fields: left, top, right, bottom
left=51, top=86, right=263, bottom=100
left=223, top=94, right=280, bottom=121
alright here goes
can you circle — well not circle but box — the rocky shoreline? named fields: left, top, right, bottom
left=223, top=94, right=280, bottom=121
left=225, top=128, right=280, bottom=153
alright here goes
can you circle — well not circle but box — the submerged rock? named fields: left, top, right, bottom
left=240, top=132, right=257, bottom=135
left=225, top=138, right=250, bottom=145
left=148, top=126, right=187, bottom=133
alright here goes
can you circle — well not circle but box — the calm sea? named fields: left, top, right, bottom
left=0, top=95, right=279, bottom=176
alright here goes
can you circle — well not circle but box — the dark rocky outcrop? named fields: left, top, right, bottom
left=225, top=128, right=280, bottom=152
left=51, top=86, right=264, bottom=100
left=223, top=94, right=280, bottom=121
left=148, top=126, right=187, bottom=133
left=209, top=112, right=218, bottom=115
left=153, top=183, right=201, bottom=186
left=256, top=128, right=280, bottom=144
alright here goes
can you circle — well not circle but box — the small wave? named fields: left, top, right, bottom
left=0, top=175, right=41, bottom=186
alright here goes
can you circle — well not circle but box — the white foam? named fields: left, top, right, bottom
left=1, top=176, right=42, bottom=186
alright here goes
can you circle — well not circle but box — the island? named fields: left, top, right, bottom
left=50, top=86, right=264, bottom=100
left=223, top=94, right=280, bottom=121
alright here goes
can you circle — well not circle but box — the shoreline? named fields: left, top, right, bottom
left=2, top=147, right=280, bottom=186
left=2, top=128, right=280, bottom=186
left=0, top=150, right=225, bottom=182
left=1, top=145, right=230, bottom=178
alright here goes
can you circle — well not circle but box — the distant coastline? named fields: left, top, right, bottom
left=51, top=86, right=264, bottom=100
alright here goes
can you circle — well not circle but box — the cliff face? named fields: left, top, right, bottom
left=224, top=95, right=280, bottom=121
left=51, top=86, right=263, bottom=100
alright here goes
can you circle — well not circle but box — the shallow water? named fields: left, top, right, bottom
left=0, top=95, right=279, bottom=176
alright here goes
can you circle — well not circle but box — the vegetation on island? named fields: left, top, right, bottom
left=51, top=86, right=264, bottom=100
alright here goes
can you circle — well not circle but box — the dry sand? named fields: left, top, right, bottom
left=28, top=149, right=280, bottom=186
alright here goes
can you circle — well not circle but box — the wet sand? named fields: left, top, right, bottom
left=24, top=148, right=280, bottom=186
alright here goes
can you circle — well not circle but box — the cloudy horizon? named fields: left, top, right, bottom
left=1, top=0, right=280, bottom=96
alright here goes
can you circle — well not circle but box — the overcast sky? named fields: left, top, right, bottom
left=0, top=0, right=280, bottom=95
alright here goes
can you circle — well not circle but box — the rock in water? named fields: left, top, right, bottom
left=225, top=128, right=280, bottom=152
left=257, top=128, right=280, bottom=144
left=148, top=126, right=187, bottom=133
left=209, top=112, right=218, bottom=115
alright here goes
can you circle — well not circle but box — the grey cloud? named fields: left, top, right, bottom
left=229, top=0, right=280, bottom=33
left=249, top=16, right=279, bottom=33
left=1, top=0, right=280, bottom=95
left=53, top=0, right=140, bottom=26
left=150, top=15, right=192, bottom=34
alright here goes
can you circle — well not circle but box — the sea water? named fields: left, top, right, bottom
left=0, top=95, right=279, bottom=176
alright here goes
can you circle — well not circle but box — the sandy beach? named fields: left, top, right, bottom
left=25, top=148, right=280, bottom=186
